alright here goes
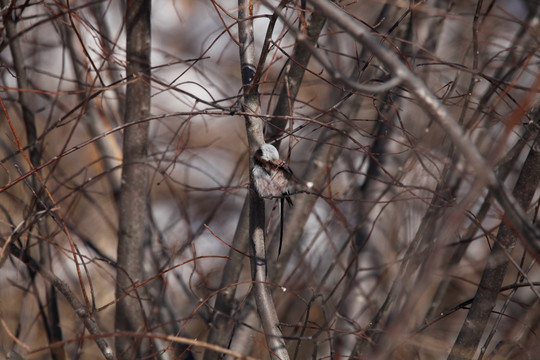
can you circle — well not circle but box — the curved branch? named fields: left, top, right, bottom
left=307, top=0, right=540, bottom=254
left=6, top=244, right=114, bottom=360
left=267, top=2, right=328, bottom=142
left=448, top=137, right=540, bottom=359
left=262, top=1, right=403, bottom=102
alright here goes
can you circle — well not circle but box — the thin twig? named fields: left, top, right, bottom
left=307, top=0, right=540, bottom=255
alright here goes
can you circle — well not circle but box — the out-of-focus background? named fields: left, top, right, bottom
left=0, top=0, right=539, bottom=359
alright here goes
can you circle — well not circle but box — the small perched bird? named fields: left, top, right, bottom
left=252, top=143, right=294, bottom=256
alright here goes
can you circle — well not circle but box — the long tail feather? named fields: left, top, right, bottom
left=279, top=197, right=284, bottom=258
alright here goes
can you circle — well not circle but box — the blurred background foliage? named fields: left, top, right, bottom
left=0, top=0, right=539, bottom=359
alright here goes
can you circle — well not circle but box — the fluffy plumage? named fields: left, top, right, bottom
left=251, top=143, right=294, bottom=257
left=252, top=144, right=293, bottom=204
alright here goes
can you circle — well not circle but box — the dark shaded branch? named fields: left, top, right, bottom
left=267, top=2, right=329, bottom=143
left=204, top=201, right=249, bottom=360
left=2, top=2, right=65, bottom=358
left=6, top=244, right=114, bottom=360
left=308, top=0, right=540, bottom=257
left=448, top=135, right=540, bottom=360
left=115, top=0, right=152, bottom=357
left=61, top=5, right=122, bottom=194
left=425, top=125, right=538, bottom=320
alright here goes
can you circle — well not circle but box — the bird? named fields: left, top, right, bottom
left=251, top=143, right=294, bottom=256
left=252, top=144, right=293, bottom=201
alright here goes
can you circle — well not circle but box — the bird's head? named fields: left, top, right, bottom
left=256, top=143, right=280, bottom=162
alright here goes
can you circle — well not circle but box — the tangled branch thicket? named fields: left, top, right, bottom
left=0, top=1, right=539, bottom=359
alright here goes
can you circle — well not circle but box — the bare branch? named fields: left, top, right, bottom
left=307, top=0, right=540, bottom=254
left=6, top=244, right=114, bottom=360
left=238, top=0, right=289, bottom=358
left=115, top=0, right=152, bottom=357
left=449, top=137, right=540, bottom=360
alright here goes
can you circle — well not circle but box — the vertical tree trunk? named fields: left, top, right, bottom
left=237, top=0, right=290, bottom=358
left=115, top=0, right=151, bottom=357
